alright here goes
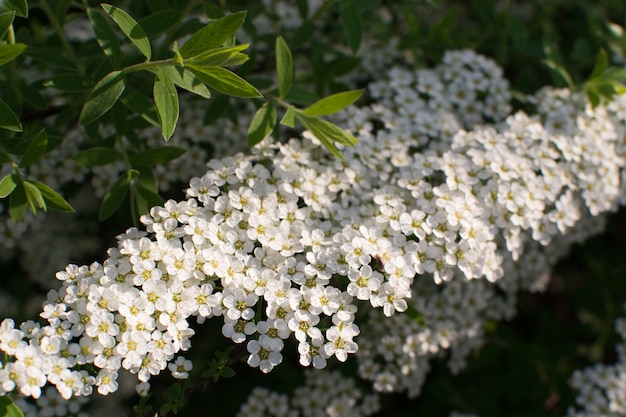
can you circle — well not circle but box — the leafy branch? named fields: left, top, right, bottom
left=543, top=48, right=626, bottom=108
left=247, top=35, right=363, bottom=159
left=81, top=6, right=261, bottom=141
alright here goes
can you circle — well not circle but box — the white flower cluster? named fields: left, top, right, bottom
left=567, top=307, right=626, bottom=417
left=237, top=370, right=379, bottom=417
left=340, top=51, right=626, bottom=395
left=1, top=48, right=626, bottom=411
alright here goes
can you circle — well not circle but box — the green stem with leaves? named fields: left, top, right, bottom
left=263, top=93, right=291, bottom=110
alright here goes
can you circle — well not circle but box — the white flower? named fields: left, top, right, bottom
left=222, top=288, right=258, bottom=321
left=222, top=317, right=256, bottom=343
left=373, top=282, right=409, bottom=317
left=168, top=356, right=193, bottom=379
left=347, top=265, right=382, bottom=301
left=84, top=310, right=119, bottom=346
left=57, top=369, right=85, bottom=399
left=136, top=381, right=151, bottom=396
left=288, top=309, right=322, bottom=343
left=95, top=369, right=118, bottom=395
left=323, top=324, right=359, bottom=362
left=0, top=321, right=25, bottom=356
left=19, top=366, right=47, bottom=398
left=0, top=361, right=24, bottom=393
left=298, top=338, right=328, bottom=369
left=247, top=338, right=282, bottom=373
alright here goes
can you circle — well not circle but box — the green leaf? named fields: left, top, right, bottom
left=32, top=181, right=73, bottom=212
left=615, top=84, right=626, bottom=95
left=9, top=182, right=27, bottom=222
left=74, top=147, right=122, bottom=166
left=153, top=67, right=179, bottom=141
left=88, top=8, right=121, bottom=69
left=203, top=2, right=225, bottom=19
left=24, top=46, right=76, bottom=70
left=160, top=403, right=172, bottom=415
left=0, top=174, right=17, bottom=198
left=586, top=87, right=601, bottom=108
left=129, top=146, right=186, bottom=166
left=297, top=115, right=343, bottom=159
left=19, top=128, right=47, bottom=168
left=0, top=97, right=22, bottom=131
left=184, top=44, right=249, bottom=66
left=280, top=105, right=296, bottom=128
left=300, top=89, right=364, bottom=117
left=307, top=116, right=357, bottom=146
left=248, top=102, right=276, bottom=146
left=99, top=173, right=132, bottom=220
left=275, top=36, right=293, bottom=99
left=0, top=393, right=26, bottom=417
left=187, top=65, right=261, bottom=98
left=0, top=43, right=27, bottom=67
left=24, top=180, right=46, bottom=213
left=80, top=70, right=127, bottom=125
left=136, top=165, right=157, bottom=192
left=44, top=74, right=92, bottom=92
left=158, top=66, right=210, bottom=98
left=138, top=10, right=181, bottom=38
left=1, top=0, right=28, bottom=18
left=101, top=3, right=152, bottom=60
left=221, top=366, right=236, bottom=378
left=129, top=186, right=144, bottom=221
left=0, top=11, right=15, bottom=40
left=121, top=88, right=160, bottom=126
left=340, top=0, right=362, bottom=53
left=134, top=183, right=164, bottom=208
left=597, top=67, right=626, bottom=82
left=180, top=11, right=246, bottom=59
left=542, top=59, right=574, bottom=89
left=596, top=81, right=621, bottom=98
left=297, top=114, right=358, bottom=159
left=589, top=49, right=608, bottom=80
left=20, top=82, right=47, bottom=110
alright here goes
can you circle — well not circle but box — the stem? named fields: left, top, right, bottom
left=7, top=26, right=22, bottom=108
left=38, top=0, right=83, bottom=73
left=263, top=94, right=292, bottom=110
left=0, top=145, right=16, bottom=168
left=122, top=59, right=179, bottom=74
